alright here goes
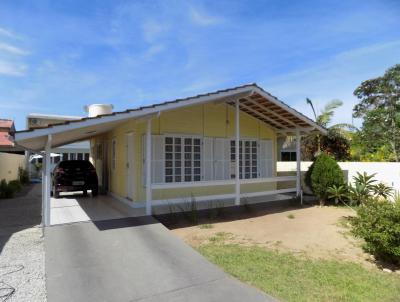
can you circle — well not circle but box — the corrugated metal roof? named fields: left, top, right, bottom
left=15, top=83, right=322, bottom=135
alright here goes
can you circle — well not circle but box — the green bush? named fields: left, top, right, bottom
left=351, top=198, right=400, bottom=264
left=305, top=153, right=344, bottom=205
left=0, top=179, right=14, bottom=198
left=18, top=166, right=29, bottom=184
left=8, top=180, right=22, bottom=193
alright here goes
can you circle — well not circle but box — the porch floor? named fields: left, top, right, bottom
left=50, top=193, right=145, bottom=225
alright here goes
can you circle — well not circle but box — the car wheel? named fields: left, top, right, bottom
left=92, top=187, right=98, bottom=197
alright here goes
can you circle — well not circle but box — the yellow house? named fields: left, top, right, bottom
left=13, top=84, right=326, bottom=225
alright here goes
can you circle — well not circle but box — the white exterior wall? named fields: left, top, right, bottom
left=277, top=161, right=400, bottom=189
left=0, top=153, right=26, bottom=182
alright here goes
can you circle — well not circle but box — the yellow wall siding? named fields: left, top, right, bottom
left=91, top=102, right=278, bottom=203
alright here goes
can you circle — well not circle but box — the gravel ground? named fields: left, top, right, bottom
left=0, top=184, right=46, bottom=302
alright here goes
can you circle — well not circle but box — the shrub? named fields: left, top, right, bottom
left=373, top=183, right=393, bottom=199
left=305, top=153, right=344, bottom=205
left=0, top=179, right=14, bottom=199
left=18, top=166, right=29, bottom=184
left=351, top=198, right=400, bottom=264
left=327, top=184, right=348, bottom=205
left=8, top=180, right=22, bottom=193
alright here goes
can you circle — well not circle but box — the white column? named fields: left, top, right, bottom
left=41, top=157, right=46, bottom=227
left=44, top=134, right=52, bottom=226
left=145, top=119, right=152, bottom=215
left=235, top=99, right=240, bottom=205
left=26, top=151, right=31, bottom=180
left=296, top=130, right=301, bottom=198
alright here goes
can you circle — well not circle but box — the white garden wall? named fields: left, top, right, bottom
left=0, top=152, right=26, bottom=182
left=277, top=161, right=400, bottom=190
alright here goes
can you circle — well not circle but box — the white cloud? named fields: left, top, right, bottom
left=143, top=44, right=165, bottom=59
left=0, top=42, right=29, bottom=55
left=263, top=40, right=400, bottom=126
left=142, top=19, right=167, bottom=43
left=189, top=7, right=223, bottom=26
left=0, top=60, right=27, bottom=76
left=0, top=27, right=17, bottom=38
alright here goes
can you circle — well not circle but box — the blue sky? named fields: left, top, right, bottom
left=0, top=0, right=399, bottom=130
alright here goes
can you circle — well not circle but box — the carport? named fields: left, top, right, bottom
left=13, top=116, right=136, bottom=226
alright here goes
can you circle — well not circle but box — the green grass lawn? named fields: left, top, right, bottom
left=197, top=244, right=400, bottom=302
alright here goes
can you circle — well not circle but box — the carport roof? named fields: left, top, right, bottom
left=13, top=83, right=326, bottom=151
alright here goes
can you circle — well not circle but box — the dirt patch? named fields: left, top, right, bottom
left=171, top=205, right=372, bottom=266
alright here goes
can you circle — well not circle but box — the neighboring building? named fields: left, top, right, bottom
left=0, top=119, right=25, bottom=181
left=26, top=113, right=90, bottom=178
left=0, top=119, right=24, bottom=154
left=13, top=83, right=326, bottom=225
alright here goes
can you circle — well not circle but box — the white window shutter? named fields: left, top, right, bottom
left=152, top=135, right=164, bottom=183
left=214, top=138, right=225, bottom=180
left=260, top=140, right=273, bottom=177
left=214, top=138, right=230, bottom=180
left=203, top=137, right=214, bottom=181
left=223, top=139, right=230, bottom=179
left=142, top=134, right=165, bottom=184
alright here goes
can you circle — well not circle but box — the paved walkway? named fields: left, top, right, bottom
left=45, top=216, right=274, bottom=302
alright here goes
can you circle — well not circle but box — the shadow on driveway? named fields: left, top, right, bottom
left=0, top=184, right=42, bottom=253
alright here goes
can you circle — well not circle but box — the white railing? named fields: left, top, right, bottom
left=151, top=175, right=296, bottom=189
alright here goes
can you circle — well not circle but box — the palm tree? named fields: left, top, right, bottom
left=306, top=98, right=355, bottom=155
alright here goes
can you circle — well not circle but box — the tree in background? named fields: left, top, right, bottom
left=302, top=98, right=352, bottom=161
left=353, top=64, right=400, bottom=161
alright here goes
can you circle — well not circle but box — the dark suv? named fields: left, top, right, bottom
left=52, top=160, right=98, bottom=198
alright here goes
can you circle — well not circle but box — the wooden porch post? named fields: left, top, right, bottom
left=235, top=99, right=240, bottom=205
left=296, top=130, right=301, bottom=200
left=145, top=118, right=152, bottom=215
left=44, top=134, right=52, bottom=226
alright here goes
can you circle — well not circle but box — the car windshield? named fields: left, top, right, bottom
left=58, top=160, right=94, bottom=170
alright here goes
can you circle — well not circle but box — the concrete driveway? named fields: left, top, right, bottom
left=45, top=216, right=274, bottom=302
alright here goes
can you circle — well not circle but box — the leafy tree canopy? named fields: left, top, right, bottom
left=302, top=98, right=352, bottom=161
left=353, top=64, right=400, bottom=161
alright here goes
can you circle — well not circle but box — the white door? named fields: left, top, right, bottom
left=125, top=133, right=134, bottom=200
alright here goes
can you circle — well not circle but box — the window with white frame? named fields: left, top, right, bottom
left=111, top=139, right=116, bottom=170
left=144, top=135, right=273, bottom=185
left=230, top=139, right=258, bottom=179
left=164, top=136, right=201, bottom=183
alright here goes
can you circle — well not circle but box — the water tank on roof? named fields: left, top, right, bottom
left=84, top=104, right=113, bottom=117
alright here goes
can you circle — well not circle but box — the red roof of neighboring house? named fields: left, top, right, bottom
left=0, top=132, right=13, bottom=147
left=0, top=119, right=13, bottom=129
left=0, top=119, right=15, bottom=147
